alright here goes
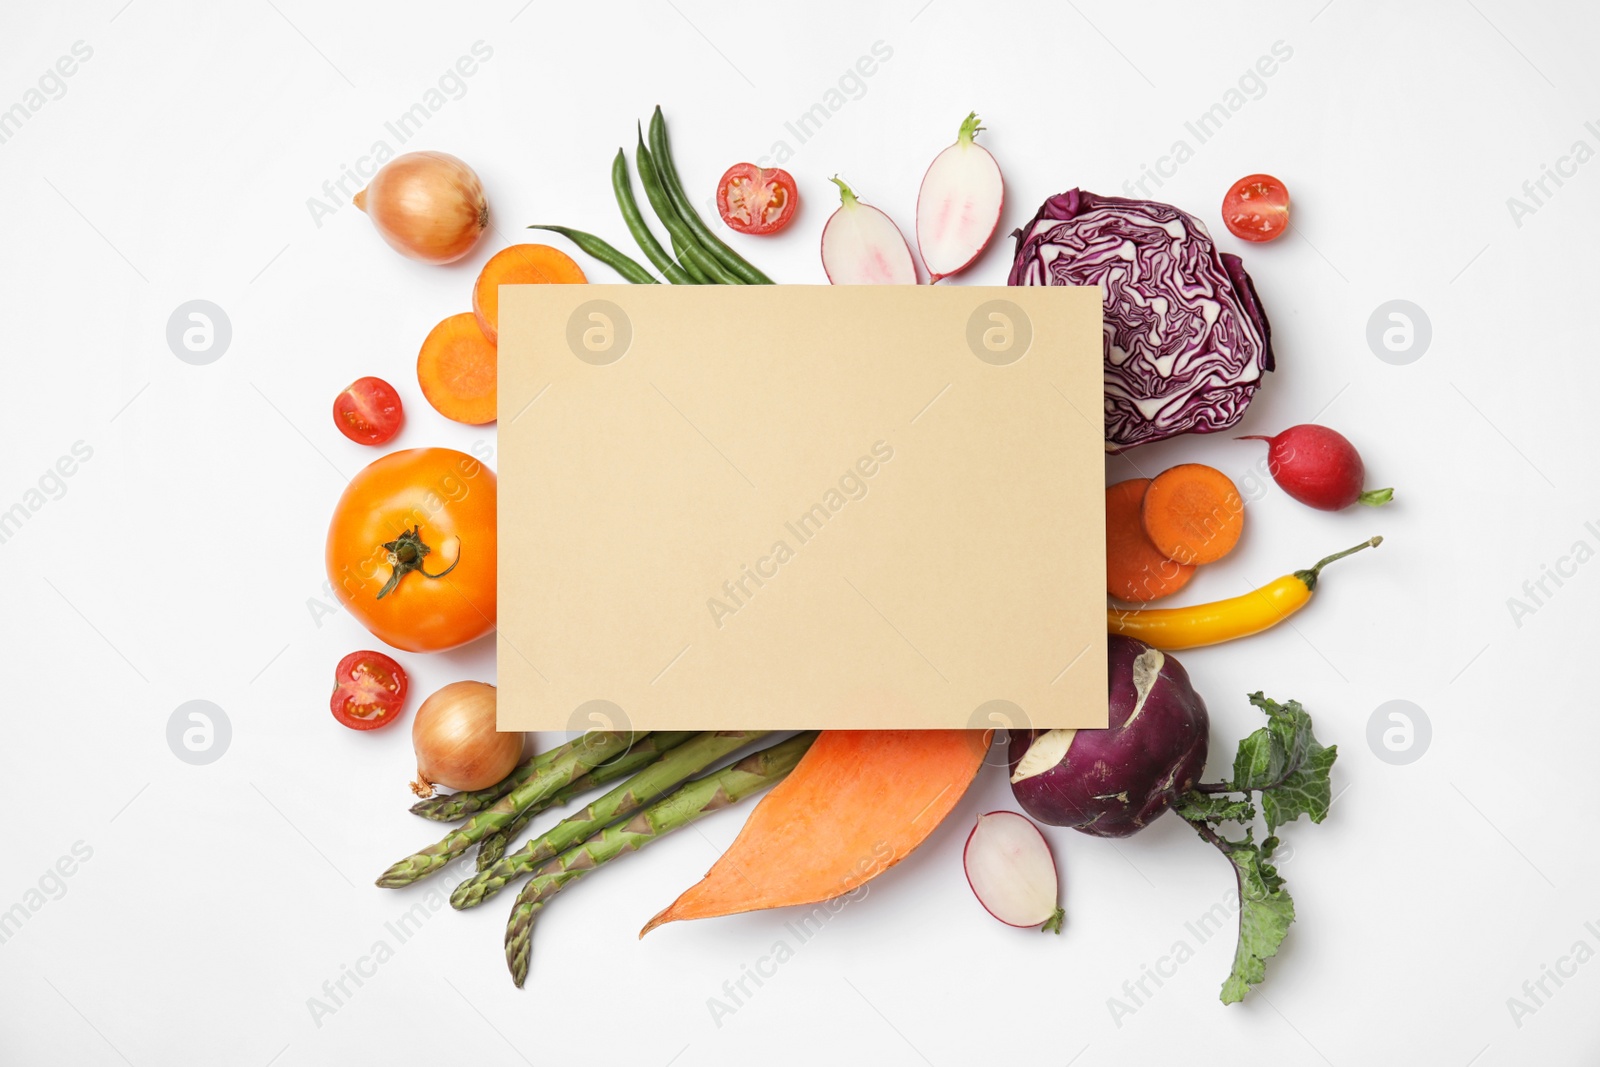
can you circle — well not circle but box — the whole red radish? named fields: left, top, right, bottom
left=916, top=112, right=1004, bottom=282
left=1241, top=424, right=1393, bottom=510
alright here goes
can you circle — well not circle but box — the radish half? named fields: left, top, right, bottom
left=916, top=112, right=1004, bottom=282
left=963, top=810, right=1064, bottom=932
left=820, top=177, right=918, bottom=284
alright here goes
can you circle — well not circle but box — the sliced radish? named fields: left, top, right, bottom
left=963, top=810, right=1064, bottom=932
left=916, top=112, right=1004, bottom=283
left=820, top=177, right=918, bottom=285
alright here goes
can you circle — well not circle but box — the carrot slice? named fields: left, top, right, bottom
left=1106, top=478, right=1196, bottom=602
left=1141, top=463, right=1245, bottom=565
left=472, top=243, right=587, bottom=344
left=417, top=312, right=497, bottom=425
left=641, top=729, right=990, bottom=935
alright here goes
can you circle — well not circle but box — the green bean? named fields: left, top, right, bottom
left=648, top=106, right=773, bottom=285
left=610, top=150, right=696, bottom=285
left=525, top=225, right=659, bottom=284
left=634, top=135, right=728, bottom=283
left=670, top=233, right=713, bottom=284
left=678, top=237, right=739, bottom=285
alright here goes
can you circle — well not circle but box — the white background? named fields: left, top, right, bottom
left=3, top=1, right=1597, bottom=1063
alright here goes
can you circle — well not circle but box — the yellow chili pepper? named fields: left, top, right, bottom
left=1107, top=537, right=1382, bottom=650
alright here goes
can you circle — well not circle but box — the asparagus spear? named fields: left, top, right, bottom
left=376, top=730, right=645, bottom=888
left=504, top=731, right=816, bottom=987
left=474, top=731, right=699, bottom=870
left=410, top=736, right=585, bottom=821
left=457, top=730, right=767, bottom=908
left=475, top=784, right=571, bottom=870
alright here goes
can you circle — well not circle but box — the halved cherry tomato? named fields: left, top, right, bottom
left=1221, top=174, right=1290, bottom=243
left=716, top=163, right=799, bottom=235
left=334, top=376, right=405, bottom=445
left=331, top=650, right=408, bottom=730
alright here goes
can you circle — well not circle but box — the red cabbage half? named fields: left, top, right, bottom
left=1009, top=189, right=1274, bottom=451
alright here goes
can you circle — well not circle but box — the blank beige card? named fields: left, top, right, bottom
left=497, top=284, right=1106, bottom=732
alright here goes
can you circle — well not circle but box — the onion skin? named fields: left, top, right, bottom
left=355, top=152, right=488, bottom=264
left=410, top=681, right=521, bottom=797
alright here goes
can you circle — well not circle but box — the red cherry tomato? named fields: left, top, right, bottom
left=333, top=376, right=405, bottom=445
left=716, top=163, right=799, bottom=235
left=331, top=650, right=408, bottom=730
left=1221, top=174, right=1290, bottom=243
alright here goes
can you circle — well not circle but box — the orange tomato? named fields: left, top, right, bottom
left=325, top=448, right=496, bottom=652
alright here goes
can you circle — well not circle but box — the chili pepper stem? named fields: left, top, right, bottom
left=1295, top=536, right=1382, bottom=591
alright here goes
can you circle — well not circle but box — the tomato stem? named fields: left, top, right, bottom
left=376, top=526, right=460, bottom=599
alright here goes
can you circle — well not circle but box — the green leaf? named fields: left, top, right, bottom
left=1230, top=722, right=1289, bottom=790
left=1219, top=841, right=1296, bottom=1004
left=1257, top=693, right=1312, bottom=763
left=1262, top=741, right=1337, bottom=833
left=1230, top=693, right=1323, bottom=791
left=1243, top=692, right=1338, bottom=832
left=1180, top=692, right=1338, bottom=1004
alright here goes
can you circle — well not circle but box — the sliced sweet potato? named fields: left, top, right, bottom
left=641, top=729, right=990, bottom=934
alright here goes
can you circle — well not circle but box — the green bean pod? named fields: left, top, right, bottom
left=610, top=150, right=696, bottom=285
left=648, top=106, right=773, bottom=285
left=677, top=236, right=739, bottom=285
left=634, top=135, right=727, bottom=283
left=526, top=225, right=658, bottom=284
left=669, top=233, right=712, bottom=283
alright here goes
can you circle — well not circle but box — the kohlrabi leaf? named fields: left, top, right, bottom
left=1230, top=722, right=1290, bottom=791
left=1180, top=693, right=1338, bottom=1005
left=1262, top=740, right=1336, bottom=833
left=1231, top=693, right=1322, bottom=792
left=1220, top=837, right=1296, bottom=1005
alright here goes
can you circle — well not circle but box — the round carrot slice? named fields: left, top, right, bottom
left=417, top=312, right=497, bottom=425
left=472, top=243, right=587, bottom=344
left=1106, top=478, right=1196, bottom=602
left=1140, top=464, right=1245, bottom=565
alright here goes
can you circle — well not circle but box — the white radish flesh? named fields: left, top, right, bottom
left=916, top=112, right=1004, bottom=282
left=820, top=177, right=918, bottom=285
left=963, top=811, right=1064, bottom=932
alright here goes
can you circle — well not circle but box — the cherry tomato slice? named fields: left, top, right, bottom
left=716, top=163, right=799, bottom=235
left=331, top=650, right=408, bottom=730
left=333, top=376, right=405, bottom=445
left=1222, top=174, right=1290, bottom=243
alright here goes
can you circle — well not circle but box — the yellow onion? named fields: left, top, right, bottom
left=354, top=151, right=488, bottom=264
left=410, top=681, right=522, bottom=797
